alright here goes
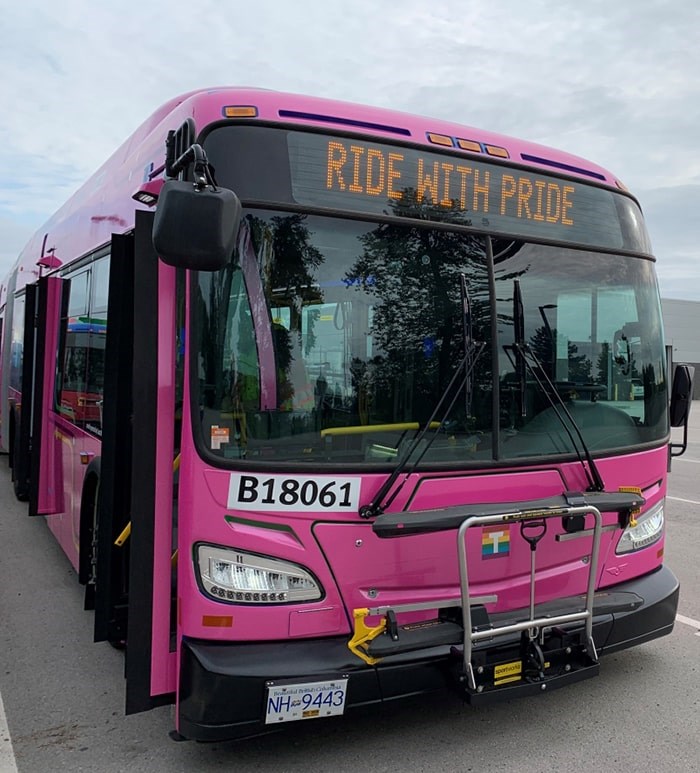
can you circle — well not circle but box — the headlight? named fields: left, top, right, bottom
left=195, top=544, right=322, bottom=604
left=615, top=502, right=664, bottom=554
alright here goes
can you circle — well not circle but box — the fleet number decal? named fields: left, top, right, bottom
left=227, top=473, right=361, bottom=512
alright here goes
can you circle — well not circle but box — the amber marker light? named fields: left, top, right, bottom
left=456, top=138, right=482, bottom=153
left=484, top=144, right=510, bottom=158
left=202, top=615, right=234, bottom=627
left=427, top=132, right=454, bottom=147
left=223, top=106, right=258, bottom=118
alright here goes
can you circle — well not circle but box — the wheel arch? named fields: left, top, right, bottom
left=79, top=456, right=102, bottom=586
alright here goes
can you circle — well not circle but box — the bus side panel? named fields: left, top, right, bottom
left=29, top=277, right=67, bottom=517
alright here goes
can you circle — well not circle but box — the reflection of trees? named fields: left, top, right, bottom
left=344, top=190, right=491, bottom=427
left=248, top=213, right=324, bottom=357
left=247, top=214, right=325, bottom=413
left=199, top=264, right=233, bottom=409
left=199, top=213, right=326, bottom=414
left=528, top=326, right=555, bottom=376
left=528, top=325, right=592, bottom=382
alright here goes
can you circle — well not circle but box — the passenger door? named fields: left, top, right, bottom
left=28, top=276, right=68, bottom=517
left=94, top=211, right=178, bottom=713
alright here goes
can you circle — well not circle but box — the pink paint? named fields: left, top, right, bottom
left=0, top=88, right=670, bottom=726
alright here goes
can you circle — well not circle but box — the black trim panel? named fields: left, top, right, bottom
left=124, top=210, right=161, bottom=714
left=177, top=565, right=678, bottom=742
left=94, top=234, right=135, bottom=644
left=13, top=285, right=37, bottom=500
left=372, top=490, right=646, bottom=538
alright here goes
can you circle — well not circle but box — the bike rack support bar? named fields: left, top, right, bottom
left=365, top=595, right=497, bottom=617
left=457, top=505, right=603, bottom=684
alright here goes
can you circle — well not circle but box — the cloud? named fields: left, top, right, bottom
left=2, top=0, right=700, bottom=299
left=638, top=185, right=700, bottom=299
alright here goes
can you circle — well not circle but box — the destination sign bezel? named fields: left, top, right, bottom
left=202, top=124, right=652, bottom=254
left=288, top=132, right=625, bottom=249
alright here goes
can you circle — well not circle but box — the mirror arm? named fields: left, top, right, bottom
left=670, top=427, right=688, bottom=457
left=165, top=134, right=211, bottom=188
left=670, top=420, right=689, bottom=457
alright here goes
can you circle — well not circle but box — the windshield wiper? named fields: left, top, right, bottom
left=513, top=279, right=527, bottom=417
left=360, top=276, right=484, bottom=518
left=461, top=272, right=474, bottom=419
left=506, top=280, right=605, bottom=493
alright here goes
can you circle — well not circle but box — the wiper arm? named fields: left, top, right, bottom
left=513, top=279, right=527, bottom=417
left=516, top=342, right=605, bottom=492
left=460, top=272, right=474, bottom=419
left=360, top=339, right=485, bottom=519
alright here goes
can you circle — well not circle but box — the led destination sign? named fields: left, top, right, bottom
left=288, top=133, right=626, bottom=249
left=325, top=140, right=574, bottom=225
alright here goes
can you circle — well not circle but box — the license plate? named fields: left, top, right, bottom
left=265, top=679, right=348, bottom=724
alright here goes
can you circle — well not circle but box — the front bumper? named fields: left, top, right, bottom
left=178, top=565, right=679, bottom=742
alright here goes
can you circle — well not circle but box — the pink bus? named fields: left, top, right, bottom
left=0, top=87, right=693, bottom=742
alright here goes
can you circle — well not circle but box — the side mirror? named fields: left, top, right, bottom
left=670, top=363, right=694, bottom=458
left=670, top=363, right=694, bottom=428
left=152, top=180, right=242, bottom=271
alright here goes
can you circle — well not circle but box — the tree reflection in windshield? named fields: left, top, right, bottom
left=344, top=189, right=491, bottom=433
left=194, top=208, right=667, bottom=466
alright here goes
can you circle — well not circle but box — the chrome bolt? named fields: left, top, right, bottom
left=565, top=647, right=572, bottom=655
left=367, top=588, right=378, bottom=599
left=477, top=666, right=484, bottom=674
left=477, top=685, right=484, bottom=693
left=541, top=684, right=547, bottom=691
left=355, top=540, right=363, bottom=547
left=565, top=664, right=571, bottom=672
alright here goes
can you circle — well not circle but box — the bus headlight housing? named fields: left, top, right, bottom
left=615, top=502, right=664, bottom=554
left=195, top=544, right=322, bottom=604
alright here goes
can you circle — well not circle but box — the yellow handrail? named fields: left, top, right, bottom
left=114, top=522, right=131, bottom=546
left=321, top=422, right=439, bottom=437
left=113, top=454, right=181, bottom=547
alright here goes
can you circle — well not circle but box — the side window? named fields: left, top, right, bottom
left=10, top=294, right=25, bottom=392
left=85, top=258, right=109, bottom=434
left=56, top=257, right=109, bottom=434
left=68, top=271, right=90, bottom=317
left=58, top=270, right=90, bottom=424
left=91, top=259, right=109, bottom=314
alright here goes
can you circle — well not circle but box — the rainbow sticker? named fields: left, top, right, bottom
left=482, top=526, right=510, bottom=559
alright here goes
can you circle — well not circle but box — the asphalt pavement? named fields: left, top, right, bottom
left=1, top=408, right=699, bottom=773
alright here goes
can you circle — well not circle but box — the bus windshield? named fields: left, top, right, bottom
left=193, top=210, right=667, bottom=466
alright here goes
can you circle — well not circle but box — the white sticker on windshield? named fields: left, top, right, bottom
left=227, top=473, right=360, bottom=512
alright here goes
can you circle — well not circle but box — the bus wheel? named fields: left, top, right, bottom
left=13, top=474, right=29, bottom=502
left=79, top=467, right=101, bottom=610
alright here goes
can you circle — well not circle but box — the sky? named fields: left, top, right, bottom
left=1, top=0, right=699, bottom=299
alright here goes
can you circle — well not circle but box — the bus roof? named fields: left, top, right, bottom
left=9, top=87, right=626, bottom=291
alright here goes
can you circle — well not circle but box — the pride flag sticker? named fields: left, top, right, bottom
left=482, top=526, right=510, bottom=559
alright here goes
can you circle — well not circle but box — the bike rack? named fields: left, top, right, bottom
left=352, top=491, right=644, bottom=696
left=456, top=504, right=602, bottom=691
